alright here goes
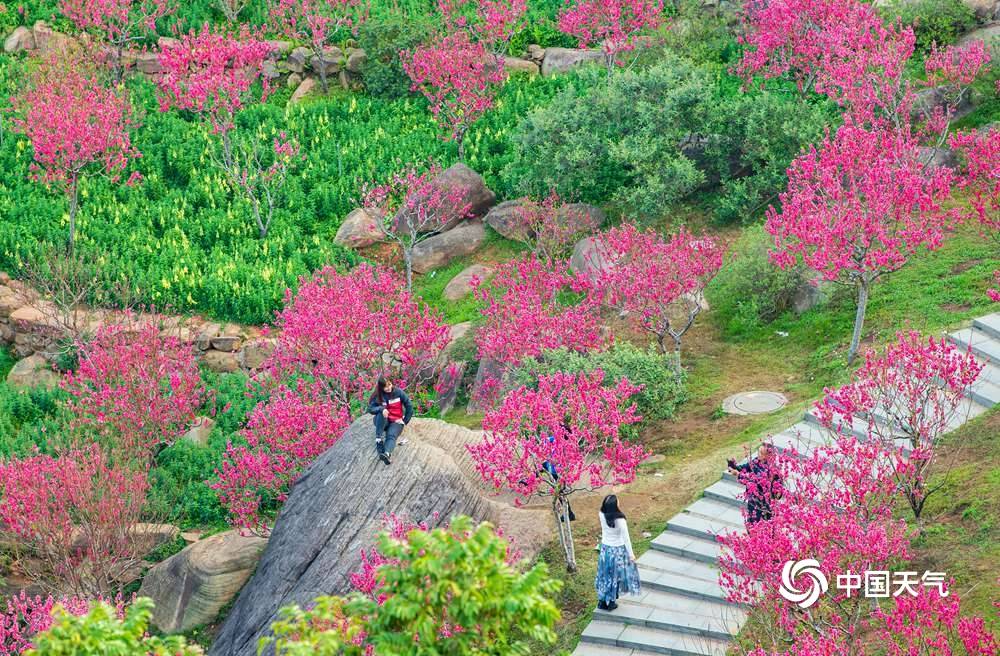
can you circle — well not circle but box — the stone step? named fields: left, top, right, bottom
left=949, top=328, right=1000, bottom=366
left=573, top=642, right=691, bottom=656
left=968, top=374, right=1000, bottom=408
left=579, top=620, right=730, bottom=656
left=638, top=566, right=729, bottom=604
left=666, top=512, right=741, bottom=542
left=769, top=428, right=833, bottom=458
left=685, top=498, right=746, bottom=527
left=972, top=313, right=1000, bottom=341
left=637, top=550, right=720, bottom=583
left=702, top=479, right=745, bottom=508
left=592, top=589, right=743, bottom=642
left=651, top=531, right=723, bottom=565
left=866, top=396, right=987, bottom=444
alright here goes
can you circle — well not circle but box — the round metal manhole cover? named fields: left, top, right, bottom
left=721, top=391, right=789, bottom=416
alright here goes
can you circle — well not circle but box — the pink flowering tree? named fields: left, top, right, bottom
left=11, top=61, right=140, bottom=256
left=270, top=0, right=368, bottom=92
left=766, top=125, right=961, bottom=364
left=213, top=379, right=351, bottom=535
left=470, top=370, right=645, bottom=570
left=157, top=25, right=296, bottom=238
left=261, top=263, right=450, bottom=407
left=949, top=127, right=999, bottom=301
left=59, top=0, right=175, bottom=80
left=362, top=162, right=472, bottom=290
left=437, top=0, right=527, bottom=56
left=871, top=586, right=999, bottom=656
left=402, top=30, right=507, bottom=161
left=816, top=332, right=983, bottom=520
left=719, top=435, right=912, bottom=650
left=0, top=445, right=151, bottom=598
left=594, top=224, right=723, bottom=378
left=558, top=0, right=665, bottom=73
left=507, top=190, right=593, bottom=262
left=62, top=321, right=206, bottom=463
left=473, top=255, right=605, bottom=407
left=0, top=592, right=96, bottom=656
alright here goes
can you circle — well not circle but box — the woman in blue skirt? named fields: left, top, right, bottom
left=595, top=494, right=641, bottom=611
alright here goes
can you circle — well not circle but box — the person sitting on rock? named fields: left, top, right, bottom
left=727, top=442, right=783, bottom=525
left=367, top=376, right=413, bottom=466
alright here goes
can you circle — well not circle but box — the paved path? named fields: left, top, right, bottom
left=572, top=313, right=1000, bottom=656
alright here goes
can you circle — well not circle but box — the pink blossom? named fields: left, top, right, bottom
left=558, top=0, right=665, bottom=72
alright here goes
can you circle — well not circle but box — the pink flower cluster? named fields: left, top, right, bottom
left=156, top=23, right=274, bottom=134
left=59, top=0, right=174, bottom=73
left=362, top=162, right=471, bottom=236
left=470, top=369, right=646, bottom=503
left=437, top=0, right=526, bottom=53
left=213, top=379, right=351, bottom=535
left=61, top=322, right=205, bottom=462
left=0, top=591, right=126, bottom=656
left=510, top=190, right=588, bottom=261
left=558, top=0, right=664, bottom=69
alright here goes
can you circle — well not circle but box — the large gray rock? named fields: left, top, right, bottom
left=289, top=77, right=317, bottom=104
left=208, top=417, right=552, bottom=656
left=395, top=163, right=496, bottom=233
left=467, top=357, right=505, bottom=414
left=961, top=1, right=1000, bottom=22
left=918, top=146, right=959, bottom=171
left=442, top=264, right=493, bottom=300
left=334, top=208, right=384, bottom=248
left=484, top=199, right=530, bottom=241
left=557, top=203, right=606, bottom=235
left=411, top=220, right=487, bottom=274
left=911, top=84, right=975, bottom=122
left=569, top=236, right=612, bottom=282
left=4, top=26, right=35, bottom=53
left=140, top=530, right=268, bottom=634
left=504, top=56, right=540, bottom=75
left=540, top=47, right=604, bottom=75
left=485, top=200, right=605, bottom=244
left=6, top=354, right=59, bottom=389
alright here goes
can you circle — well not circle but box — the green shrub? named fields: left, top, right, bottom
left=512, top=343, right=687, bottom=421
left=357, top=16, right=435, bottom=99
left=503, top=56, right=710, bottom=219
left=706, top=224, right=808, bottom=335
left=0, top=382, right=68, bottom=458
left=884, top=0, right=977, bottom=53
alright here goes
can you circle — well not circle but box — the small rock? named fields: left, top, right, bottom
left=132, top=523, right=181, bottom=550
left=442, top=264, right=494, bottom=301
left=526, top=44, right=545, bottom=63
left=287, top=72, right=302, bottom=89
left=289, top=77, right=317, bottom=104
left=569, top=236, right=612, bottom=282
left=411, top=220, right=487, bottom=274
left=6, top=354, right=59, bottom=389
left=4, top=26, right=35, bottom=54
left=556, top=203, right=606, bottom=235
left=309, top=46, right=342, bottom=76
left=266, top=40, right=293, bottom=56
left=540, top=47, right=604, bottom=76
left=183, top=417, right=216, bottom=447
left=346, top=48, right=367, bottom=73
left=211, top=324, right=243, bottom=352
left=202, top=350, right=240, bottom=374
left=334, top=208, right=384, bottom=248
left=641, top=531, right=652, bottom=539
left=261, top=59, right=281, bottom=82
left=32, top=21, right=75, bottom=54
left=135, top=50, right=162, bottom=75
left=286, top=46, right=310, bottom=73
left=196, top=322, right=221, bottom=351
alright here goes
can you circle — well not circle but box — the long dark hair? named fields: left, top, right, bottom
left=600, top=494, right=626, bottom=527
left=369, top=376, right=390, bottom=405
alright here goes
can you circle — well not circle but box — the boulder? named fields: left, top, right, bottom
left=911, top=85, right=974, bottom=122
left=183, top=417, right=216, bottom=447
left=334, top=208, right=384, bottom=248
left=442, top=264, right=494, bottom=301
left=961, top=0, right=1000, bottom=21
left=411, top=220, right=487, bottom=274
left=238, top=337, right=277, bottom=370
left=211, top=324, right=243, bottom=352
left=135, top=51, right=163, bottom=75
left=918, top=146, right=958, bottom=171
left=540, top=47, right=604, bottom=76
left=140, top=530, right=268, bottom=634
left=557, top=203, right=606, bottom=234
left=467, top=357, right=504, bottom=414
left=31, top=21, right=75, bottom=54
left=484, top=199, right=530, bottom=241
left=133, top=523, right=181, bottom=549
left=4, top=26, right=35, bottom=53
left=261, top=60, right=282, bottom=82
left=526, top=44, right=545, bottom=63
left=202, top=350, right=240, bottom=374
left=286, top=72, right=302, bottom=89
left=310, top=46, right=343, bottom=76
left=6, top=354, right=59, bottom=389
left=346, top=48, right=367, bottom=73
left=394, top=163, right=496, bottom=233
left=286, top=46, right=311, bottom=73
left=208, top=417, right=553, bottom=656
left=435, top=361, right=467, bottom=415
left=504, top=56, right=539, bottom=75
left=266, top=40, right=293, bottom=57
left=569, top=236, right=611, bottom=282
left=792, top=271, right=834, bottom=315
left=289, top=77, right=317, bottom=104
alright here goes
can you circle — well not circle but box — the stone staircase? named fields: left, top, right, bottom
left=571, top=313, right=1000, bottom=656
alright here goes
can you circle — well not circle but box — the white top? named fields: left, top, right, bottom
left=599, top=512, right=635, bottom=559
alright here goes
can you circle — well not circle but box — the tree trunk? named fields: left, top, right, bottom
left=671, top=333, right=683, bottom=383
left=456, top=129, right=466, bottom=162
left=403, top=248, right=414, bottom=292
left=554, top=496, right=577, bottom=572
left=847, top=278, right=870, bottom=365
left=67, top=177, right=79, bottom=257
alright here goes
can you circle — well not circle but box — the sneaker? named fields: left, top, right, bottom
left=597, top=601, right=608, bottom=611
left=607, top=601, right=618, bottom=611
left=398, top=438, right=409, bottom=446
left=379, top=453, right=391, bottom=466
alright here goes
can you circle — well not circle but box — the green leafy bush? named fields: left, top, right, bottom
left=884, top=0, right=977, bottom=53
left=512, top=343, right=687, bottom=421
left=706, top=224, right=808, bottom=335
left=504, top=56, right=710, bottom=219
left=357, top=16, right=435, bottom=99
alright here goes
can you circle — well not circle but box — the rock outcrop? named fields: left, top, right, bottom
left=411, top=220, right=487, bottom=273
left=334, top=207, right=384, bottom=248
left=541, top=47, right=604, bottom=75
left=208, top=417, right=552, bottom=656
left=442, top=264, right=494, bottom=300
